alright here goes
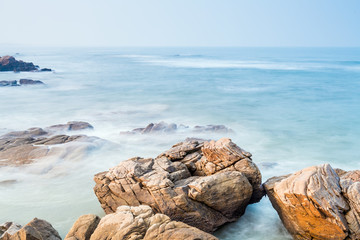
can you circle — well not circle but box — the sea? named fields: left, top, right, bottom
left=0, top=47, right=359, bottom=239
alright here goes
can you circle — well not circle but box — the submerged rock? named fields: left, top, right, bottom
left=94, top=138, right=263, bottom=232
left=0, top=79, right=44, bottom=87
left=66, top=205, right=218, bottom=240
left=0, top=81, right=18, bottom=87
left=19, top=79, right=44, bottom=85
left=120, top=121, right=234, bottom=135
left=46, top=121, right=94, bottom=132
left=0, top=218, right=61, bottom=240
left=264, top=164, right=360, bottom=240
left=0, top=56, right=51, bottom=72
left=0, top=122, right=98, bottom=167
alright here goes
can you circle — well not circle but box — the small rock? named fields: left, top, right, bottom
left=19, top=79, right=44, bottom=85
left=0, top=81, right=18, bottom=87
left=65, top=214, right=100, bottom=240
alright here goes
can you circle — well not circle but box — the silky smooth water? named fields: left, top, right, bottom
left=0, top=47, right=359, bottom=239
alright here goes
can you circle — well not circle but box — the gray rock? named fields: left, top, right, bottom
left=120, top=122, right=234, bottom=135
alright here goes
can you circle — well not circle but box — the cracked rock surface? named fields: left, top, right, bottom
left=66, top=205, right=218, bottom=240
left=264, top=164, right=360, bottom=240
left=94, top=138, right=263, bottom=232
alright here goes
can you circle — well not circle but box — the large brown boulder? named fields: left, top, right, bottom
left=94, top=138, right=263, bottom=232
left=67, top=205, right=217, bottom=240
left=0, top=218, right=61, bottom=240
left=264, top=164, right=360, bottom=240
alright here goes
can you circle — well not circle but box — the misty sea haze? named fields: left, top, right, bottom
left=0, top=47, right=360, bottom=239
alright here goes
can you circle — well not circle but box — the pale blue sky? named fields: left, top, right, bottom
left=0, top=0, right=359, bottom=47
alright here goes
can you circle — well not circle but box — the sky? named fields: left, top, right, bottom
left=0, top=0, right=359, bottom=47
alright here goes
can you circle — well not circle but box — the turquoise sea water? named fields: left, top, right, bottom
left=0, top=47, right=359, bottom=239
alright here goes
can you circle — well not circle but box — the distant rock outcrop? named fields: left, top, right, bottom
left=0, top=218, right=61, bottom=240
left=19, top=79, right=44, bottom=85
left=120, top=121, right=234, bottom=135
left=264, top=164, right=360, bottom=240
left=94, top=138, right=263, bottom=232
left=0, top=121, right=97, bottom=166
left=0, top=79, right=44, bottom=87
left=65, top=205, right=218, bottom=240
left=0, top=81, right=18, bottom=87
left=0, top=55, right=51, bottom=72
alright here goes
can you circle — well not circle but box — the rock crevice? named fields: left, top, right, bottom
left=94, top=138, right=263, bottom=232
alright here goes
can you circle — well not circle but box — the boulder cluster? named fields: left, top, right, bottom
left=1, top=134, right=360, bottom=240
left=65, top=205, right=217, bottom=240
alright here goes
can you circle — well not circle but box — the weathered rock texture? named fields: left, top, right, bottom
left=0, top=56, right=51, bottom=72
left=0, top=218, right=61, bottom=240
left=0, top=121, right=97, bottom=166
left=66, top=205, right=218, bottom=240
left=264, top=164, right=360, bottom=240
left=340, top=170, right=360, bottom=240
left=94, top=138, right=263, bottom=232
left=65, top=214, right=100, bottom=240
left=120, top=121, right=234, bottom=135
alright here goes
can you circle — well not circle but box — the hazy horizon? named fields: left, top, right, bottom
left=1, top=0, right=359, bottom=48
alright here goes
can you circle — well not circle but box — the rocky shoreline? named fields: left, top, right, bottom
left=1, top=135, right=360, bottom=239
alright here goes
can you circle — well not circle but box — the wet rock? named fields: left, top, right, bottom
left=0, top=180, right=17, bottom=186
left=94, top=138, right=263, bottom=232
left=40, top=68, right=52, bottom=72
left=0, top=56, right=38, bottom=72
left=264, top=164, right=350, bottom=240
left=74, top=205, right=218, bottom=240
left=0, top=122, right=98, bottom=167
left=120, top=122, right=234, bottom=135
left=193, top=124, right=234, bottom=134
left=0, top=218, right=61, bottom=240
left=19, top=79, right=44, bottom=85
left=65, top=214, right=100, bottom=240
left=0, top=79, right=44, bottom=87
left=0, top=81, right=18, bottom=87
left=46, top=121, right=94, bottom=132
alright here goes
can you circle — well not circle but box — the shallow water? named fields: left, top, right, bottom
left=0, top=47, right=359, bottom=239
